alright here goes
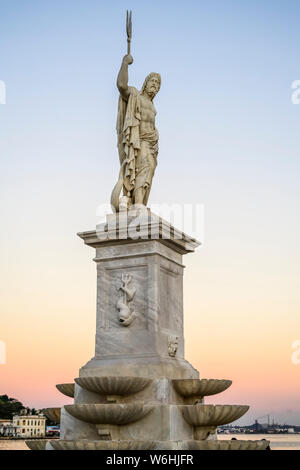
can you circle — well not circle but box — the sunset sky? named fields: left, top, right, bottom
left=1, top=0, right=300, bottom=425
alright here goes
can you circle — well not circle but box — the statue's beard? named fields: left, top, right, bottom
left=145, top=87, right=157, bottom=99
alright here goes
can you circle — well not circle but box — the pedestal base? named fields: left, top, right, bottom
left=38, top=213, right=263, bottom=450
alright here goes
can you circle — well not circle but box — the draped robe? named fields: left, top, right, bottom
left=116, top=87, right=159, bottom=205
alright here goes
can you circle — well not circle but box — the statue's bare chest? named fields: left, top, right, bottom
left=140, top=95, right=156, bottom=123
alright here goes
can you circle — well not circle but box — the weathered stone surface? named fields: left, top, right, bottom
left=25, top=439, right=48, bottom=450
left=45, top=441, right=55, bottom=450
left=60, top=406, right=99, bottom=441
left=75, top=376, right=151, bottom=396
left=181, top=404, right=249, bottom=427
left=173, top=379, right=232, bottom=400
left=94, top=404, right=193, bottom=442
left=80, top=357, right=198, bottom=382
left=77, top=219, right=200, bottom=381
left=112, top=54, right=161, bottom=211
left=46, top=438, right=270, bottom=451
left=50, top=440, right=156, bottom=450
left=56, top=383, right=75, bottom=398
left=55, top=216, right=253, bottom=449
left=65, top=403, right=153, bottom=425
left=79, top=211, right=200, bottom=254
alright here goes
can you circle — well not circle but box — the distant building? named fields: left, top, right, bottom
left=0, top=419, right=12, bottom=436
left=2, top=414, right=47, bottom=438
left=0, top=419, right=11, bottom=426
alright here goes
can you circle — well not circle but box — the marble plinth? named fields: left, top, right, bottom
left=38, top=212, right=264, bottom=450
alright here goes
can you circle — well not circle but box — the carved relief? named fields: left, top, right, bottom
left=168, top=336, right=179, bottom=357
left=117, top=273, right=137, bottom=326
left=98, top=428, right=112, bottom=441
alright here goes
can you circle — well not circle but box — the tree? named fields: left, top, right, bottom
left=0, top=395, right=25, bottom=419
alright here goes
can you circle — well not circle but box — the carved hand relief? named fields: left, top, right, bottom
left=168, top=336, right=179, bottom=357
left=117, top=273, right=137, bottom=326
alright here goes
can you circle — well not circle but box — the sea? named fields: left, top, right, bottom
left=219, top=433, right=300, bottom=450
left=0, top=434, right=299, bottom=451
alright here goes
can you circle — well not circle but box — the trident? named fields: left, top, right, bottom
left=126, top=10, right=132, bottom=55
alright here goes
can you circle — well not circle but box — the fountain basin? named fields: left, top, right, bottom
left=56, top=383, right=75, bottom=398
left=75, top=376, right=151, bottom=396
left=50, top=439, right=156, bottom=450
left=181, top=404, right=249, bottom=427
left=65, top=403, right=153, bottom=425
left=43, top=407, right=61, bottom=424
left=25, top=439, right=48, bottom=450
left=173, top=379, right=232, bottom=398
left=187, top=439, right=270, bottom=450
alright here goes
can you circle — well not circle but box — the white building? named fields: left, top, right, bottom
left=11, top=414, right=46, bottom=438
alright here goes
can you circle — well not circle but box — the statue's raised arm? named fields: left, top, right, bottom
left=117, top=54, right=133, bottom=101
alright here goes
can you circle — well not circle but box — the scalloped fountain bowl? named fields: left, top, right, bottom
left=181, top=404, right=249, bottom=427
left=187, top=439, right=270, bottom=450
left=43, top=407, right=61, bottom=424
left=173, top=379, right=232, bottom=398
left=25, top=439, right=49, bottom=450
left=56, top=383, right=75, bottom=398
left=75, top=376, right=151, bottom=396
left=50, top=440, right=156, bottom=450
left=65, top=403, right=153, bottom=425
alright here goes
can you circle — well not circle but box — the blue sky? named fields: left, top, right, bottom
left=1, top=0, right=300, bottom=214
left=1, top=1, right=300, bottom=424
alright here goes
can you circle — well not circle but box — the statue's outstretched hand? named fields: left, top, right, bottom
left=123, top=54, right=133, bottom=65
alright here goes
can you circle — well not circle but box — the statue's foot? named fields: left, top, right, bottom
left=119, top=196, right=131, bottom=212
left=130, top=203, right=148, bottom=213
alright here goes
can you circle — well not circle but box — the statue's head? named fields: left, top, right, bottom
left=141, top=73, right=161, bottom=99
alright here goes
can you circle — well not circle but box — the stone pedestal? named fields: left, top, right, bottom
left=61, top=211, right=203, bottom=445
left=78, top=210, right=200, bottom=381
left=37, top=210, right=267, bottom=451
